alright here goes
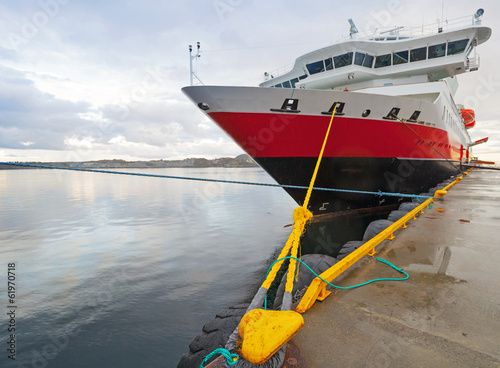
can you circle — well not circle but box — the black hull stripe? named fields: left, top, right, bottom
left=254, top=157, right=460, bottom=212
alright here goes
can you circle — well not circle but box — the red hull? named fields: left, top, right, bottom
left=209, top=112, right=461, bottom=161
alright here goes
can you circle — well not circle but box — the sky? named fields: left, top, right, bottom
left=0, top=0, right=499, bottom=163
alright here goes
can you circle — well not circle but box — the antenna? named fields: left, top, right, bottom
left=189, top=41, right=202, bottom=86
left=348, top=19, right=358, bottom=38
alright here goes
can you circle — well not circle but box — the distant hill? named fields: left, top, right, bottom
left=1, top=154, right=259, bottom=169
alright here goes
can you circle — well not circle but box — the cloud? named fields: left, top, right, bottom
left=0, top=65, right=94, bottom=150
left=0, top=0, right=499, bottom=162
left=0, top=45, right=17, bottom=61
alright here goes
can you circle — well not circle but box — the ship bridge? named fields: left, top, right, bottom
left=260, top=24, right=491, bottom=92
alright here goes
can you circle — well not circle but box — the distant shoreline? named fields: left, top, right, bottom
left=0, top=154, right=259, bottom=170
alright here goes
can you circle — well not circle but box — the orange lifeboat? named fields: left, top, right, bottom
left=461, top=108, right=475, bottom=129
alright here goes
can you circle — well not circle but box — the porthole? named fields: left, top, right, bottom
left=362, top=109, right=371, bottom=117
left=198, top=102, right=210, bottom=111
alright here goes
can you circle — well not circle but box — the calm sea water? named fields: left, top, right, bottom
left=0, top=166, right=395, bottom=368
left=0, top=167, right=301, bottom=368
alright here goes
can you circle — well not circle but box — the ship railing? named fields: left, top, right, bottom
left=263, top=63, right=295, bottom=81
left=348, top=14, right=481, bottom=41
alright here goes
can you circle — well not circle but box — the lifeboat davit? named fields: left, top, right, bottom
left=461, top=108, right=475, bottom=129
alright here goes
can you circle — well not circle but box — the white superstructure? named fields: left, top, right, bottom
left=260, top=14, right=491, bottom=94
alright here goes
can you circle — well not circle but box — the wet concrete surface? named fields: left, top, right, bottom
left=293, top=170, right=500, bottom=367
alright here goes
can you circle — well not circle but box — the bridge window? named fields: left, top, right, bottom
left=393, top=50, right=409, bottom=65
left=324, top=57, right=334, bottom=71
left=274, top=83, right=282, bottom=88
left=354, top=52, right=365, bottom=65
left=429, top=43, right=446, bottom=58
left=282, top=80, right=291, bottom=88
left=447, top=39, right=469, bottom=55
left=363, top=54, right=374, bottom=68
left=290, top=78, right=299, bottom=88
left=306, top=60, right=325, bottom=75
left=334, top=52, right=353, bottom=68
left=354, top=52, right=374, bottom=68
left=410, top=47, right=427, bottom=62
left=375, top=54, right=391, bottom=68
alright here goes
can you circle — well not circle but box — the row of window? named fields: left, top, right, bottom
left=306, top=51, right=375, bottom=76
left=278, top=74, right=307, bottom=89
left=374, top=38, right=469, bottom=68
left=272, top=38, right=470, bottom=88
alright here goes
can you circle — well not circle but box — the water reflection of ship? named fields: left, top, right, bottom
left=183, top=10, right=491, bottom=214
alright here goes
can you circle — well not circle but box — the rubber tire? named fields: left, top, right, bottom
left=177, top=303, right=249, bottom=368
left=273, top=254, right=337, bottom=309
left=387, top=210, right=408, bottom=222
left=363, top=219, right=394, bottom=241
left=428, top=186, right=439, bottom=193
left=399, top=202, right=419, bottom=212
left=337, top=240, right=365, bottom=260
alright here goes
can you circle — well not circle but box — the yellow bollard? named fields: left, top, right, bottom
left=433, top=189, right=447, bottom=200
left=236, top=309, right=304, bottom=364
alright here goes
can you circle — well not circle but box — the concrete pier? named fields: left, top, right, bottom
left=294, top=170, right=500, bottom=367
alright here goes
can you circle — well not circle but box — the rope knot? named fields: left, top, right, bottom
left=199, top=348, right=237, bottom=367
left=292, top=206, right=313, bottom=229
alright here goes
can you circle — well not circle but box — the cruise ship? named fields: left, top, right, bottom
left=182, top=10, right=491, bottom=213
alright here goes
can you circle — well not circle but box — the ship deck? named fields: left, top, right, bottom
left=293, top=169, right=500, bottom=367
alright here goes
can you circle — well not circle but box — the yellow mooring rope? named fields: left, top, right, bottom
left=262, top=104, right=337, bottom=294
left=226, top=105, right=339, bottom=365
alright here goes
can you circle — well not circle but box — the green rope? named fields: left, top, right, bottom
left=413, top=194, right=433, bottom=209
left=199, top=348, right=238, bottom=368
left=265, top=256, right=409, bottom=309
left=200, top=256, right=408, bottom=364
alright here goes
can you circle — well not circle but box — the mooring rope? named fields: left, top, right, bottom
left=199, top=348, right=238, bottom=368
left=263, top=256, right=409, bottom=309
left=261, top=104, right=338, bottom=298
left=0, top=162, right=436, bottom=201
left=283, top=102, right=339, bottom=301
